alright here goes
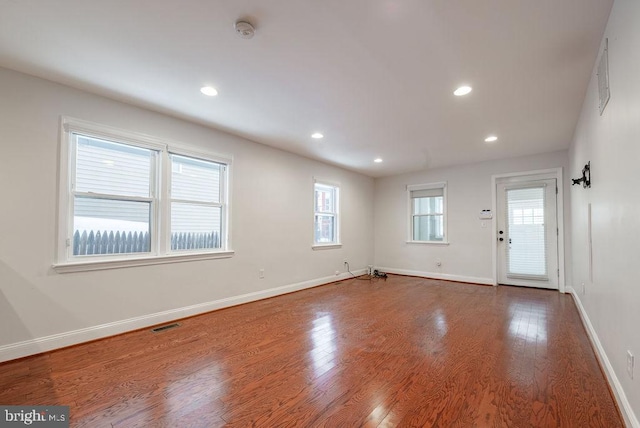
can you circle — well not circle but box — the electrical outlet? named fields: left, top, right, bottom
left=259, top=269, right=264, bottom=279
left=335, top=270, right=340, bottom=276
left=368, top=265, right=373, bottom=275
left=627, top=351, right=634, bottom=379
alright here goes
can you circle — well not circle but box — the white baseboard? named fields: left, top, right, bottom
left=0, top=269, right=366, bottom=363
left=567, top=286, right=639, bottom=428
left=377, top=267, right=493, bottom=285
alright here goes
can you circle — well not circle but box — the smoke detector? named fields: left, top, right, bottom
left=234, top=21, right=255, bottom=39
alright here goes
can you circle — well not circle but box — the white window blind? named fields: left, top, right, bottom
left=505, top=186, right=547, bottom=278
left=410, top=185, right=445, bottom=242
left=410, top=188, right=443, bottom=199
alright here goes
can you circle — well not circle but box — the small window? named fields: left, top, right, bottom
left=314, top=181, right=339, bottom=246
left=409, top=182, right=447, bottom=243
left=56, top=117, right=232, bottom=271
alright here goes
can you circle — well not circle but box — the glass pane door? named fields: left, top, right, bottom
left=505, top=186, right=548, bottom=279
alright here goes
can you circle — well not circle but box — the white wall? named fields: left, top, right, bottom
left=569, top=0, right=640, bottom=424
left=374, top=151, right=570, bottom=285
left=0, top=67, right=374, bottom=360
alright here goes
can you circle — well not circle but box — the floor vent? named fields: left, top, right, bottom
left=151, top=323, right=180, bottom=333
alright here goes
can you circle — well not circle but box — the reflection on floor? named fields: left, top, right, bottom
left=0, top=275, right=623, bottom=427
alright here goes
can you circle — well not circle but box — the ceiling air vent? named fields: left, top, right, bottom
left=597, top=38, right=610, bottom=116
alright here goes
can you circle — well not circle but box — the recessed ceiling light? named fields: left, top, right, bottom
left=374, top=158, right=383, bottom=163
left=200, top=86, right=218, bottom=96
left=454, top=86, right=472, bottom=96
left=484, top=135, right=498, bottom=143
left=311, top=133, right=324, bottom=139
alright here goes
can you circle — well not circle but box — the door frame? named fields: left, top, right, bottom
left=491, top=168, right=565, bottom=293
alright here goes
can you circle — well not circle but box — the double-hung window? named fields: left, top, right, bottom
left=72, top=134, right=156, bottom=256
left=55, top=117, right=232, bottom=272
left=408, top=182, right=447, bottom=243
left=313, top=181, right=340, bottom=247
left=169, top=154, right=225, bottom=251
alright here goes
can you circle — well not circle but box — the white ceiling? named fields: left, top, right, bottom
left=0, top=0, right=613, bottom=177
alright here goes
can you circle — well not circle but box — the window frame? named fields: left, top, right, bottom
left=166, top=149, right=228, bottom=255
left=406, top=181, right=449, bottom=245
left=312, top=179, right=341, bottom=250
left=54, top=117, right=233, bottom=273
left=70, top=134, right=160, bottom=258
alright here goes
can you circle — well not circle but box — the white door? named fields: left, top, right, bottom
left=497, top=179, right=559, bottom=289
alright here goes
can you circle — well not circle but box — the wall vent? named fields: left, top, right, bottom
left=151, top=323, right=180, bottom=333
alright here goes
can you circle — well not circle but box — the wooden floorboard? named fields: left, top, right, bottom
left=0, top=275, right=623, bottom=427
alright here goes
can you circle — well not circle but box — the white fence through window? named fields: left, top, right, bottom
left=72, top=230, right=221, bottom=255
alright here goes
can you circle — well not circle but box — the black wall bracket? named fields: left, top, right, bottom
left=572, top=161, right=591, bottom=188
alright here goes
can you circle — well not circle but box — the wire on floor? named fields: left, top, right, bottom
left=345, top=262, right=387, bottom=281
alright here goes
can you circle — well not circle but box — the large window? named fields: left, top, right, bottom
left=56, top=117, right=232, bottom=272
left=313, top=181, right=339, bottom=247
left=408, top=182, right=447, bottom=243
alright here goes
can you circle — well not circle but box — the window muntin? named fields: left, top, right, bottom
left=512, top=208, right=544, bottom=225
left=409, top=183, right=447, bottom=243
left=59, top=118, right=231, bottom=266
left=314, top=182, right=339, bottom=245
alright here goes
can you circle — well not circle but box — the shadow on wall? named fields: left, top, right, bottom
left=0, top=261, right=60, bottom=406
left=0, top=260, right=78, bottom=352
left=0, top=261, right=37, bottom=347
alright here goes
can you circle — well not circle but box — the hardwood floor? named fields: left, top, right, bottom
left=0, top=275, right=623, bottom=427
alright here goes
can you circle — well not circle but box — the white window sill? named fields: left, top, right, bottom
left=406, top=241, right=450, bottom=246
left=312, top=244, right=343, bottom=250
left=52, top=250, right=235, bottom=273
